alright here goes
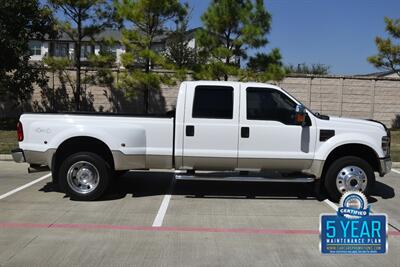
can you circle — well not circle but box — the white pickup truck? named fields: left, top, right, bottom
left=12, top=81, right=392, bottom=201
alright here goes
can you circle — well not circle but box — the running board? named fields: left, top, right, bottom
left=175, top=175, right=315, bottom=183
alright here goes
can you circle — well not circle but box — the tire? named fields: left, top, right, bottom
left=58, top=152, right=111, bottom=201
left=324, top=156, right=375, bottom=202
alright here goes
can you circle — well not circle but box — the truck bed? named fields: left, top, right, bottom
left=19, top=113, right=175, bottom=170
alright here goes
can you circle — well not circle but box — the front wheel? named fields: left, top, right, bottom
left=324, top=156, right=375, bottom=202
left=59, top=152, right=111, bottom=201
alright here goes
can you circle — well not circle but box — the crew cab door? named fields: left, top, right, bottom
left=182, top=82, right=240, bottom=170
left=238, top=85, right=316, bottom=171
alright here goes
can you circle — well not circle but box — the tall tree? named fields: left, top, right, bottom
left=368, top=17, right=400, bottom=77
left=244, top=49, right=285, bottom=81
left=196, top=0, right=272, bottom=81
left=114, top=0, right=187, bottom=113
left=49, top=0, right=112, bottom=110
left=0, top=0, right=55, bottom=111
left=164, top=10, right=197, bottom=70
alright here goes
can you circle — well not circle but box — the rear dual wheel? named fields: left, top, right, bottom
left=58, top=152, right=111, bottom=201
left=324, top=156, right=375, bottom=202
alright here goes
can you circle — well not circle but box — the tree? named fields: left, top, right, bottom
left=0, top=0, right=55, bottom=111
left=285, top=63, right=330, bottom=75
left=196, top=0, right=272, bottom=81
left=49, top=0, right=112, bottom=110
left=244, top=49, right=285, bottom=82
left=114, top=0, right=187, bottom=113
left=368, top=17, right=400, bottom=77
left=164, top=10, right=197, bottom=70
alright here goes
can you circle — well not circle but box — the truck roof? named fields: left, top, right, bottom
left=182, top=80, right=281, bottom=90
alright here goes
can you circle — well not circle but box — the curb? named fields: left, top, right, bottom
left=393, top=162, right=400, bottom=168
left=0, top=154, right=12, bottom=161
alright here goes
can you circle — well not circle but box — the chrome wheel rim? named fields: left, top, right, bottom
left=67, top=161, right=99, bottom=194
left=336, top=165, right=367, bottom=193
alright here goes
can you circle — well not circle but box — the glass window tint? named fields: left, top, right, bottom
left=192, top=86, right=233, bottom=119
left=246, top=87, right=297, bottom=124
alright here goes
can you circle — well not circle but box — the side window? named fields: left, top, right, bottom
left=247, top=87, right=297, bottom=124
left=192, top=86, right=234, bottom=119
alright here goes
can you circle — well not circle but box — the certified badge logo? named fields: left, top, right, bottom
left=338, top=191, right=369, bottom=219
left=320, top=191, right=388, bottom=254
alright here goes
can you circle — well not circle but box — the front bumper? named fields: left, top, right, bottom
left=379, top=157, right=392, bottom=177
left=11, top=148, right=26, bottom=163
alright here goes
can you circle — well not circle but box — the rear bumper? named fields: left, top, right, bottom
left=11, top=148, right=55, bottom=167
left=11, top=148, right=26, bottom=163
left=379, top=157, right=392, bottom=177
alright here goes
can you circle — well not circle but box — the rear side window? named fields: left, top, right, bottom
left=192, top=86, right=234, bottom=119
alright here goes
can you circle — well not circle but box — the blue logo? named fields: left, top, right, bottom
left=320, top=191, right=388, bottom=254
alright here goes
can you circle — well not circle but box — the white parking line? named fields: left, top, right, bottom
left=323, top=199, right=338, bottom=211
left=391, top=169, right=400, bottom=175
left=152, top=179, right=175, bottom=227
left=152, top=194, right=172, bottom=227
left=0, top=173, right=51, bottom=200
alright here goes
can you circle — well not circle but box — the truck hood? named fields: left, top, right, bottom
left=328, top=116, right=385, bottom=131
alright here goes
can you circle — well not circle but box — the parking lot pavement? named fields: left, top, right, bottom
left=369, top=170, right=400, bottom=229
left=0, top=162, right=48, bottom=196
left=0, top=160, right=399, bottom=267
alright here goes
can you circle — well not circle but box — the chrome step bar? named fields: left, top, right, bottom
left=175, top=174, right=315, bottom=183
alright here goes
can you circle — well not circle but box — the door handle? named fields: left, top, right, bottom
left=186, top=125, right=195, bottom=136
left=241, top=127, right=249, bottom=138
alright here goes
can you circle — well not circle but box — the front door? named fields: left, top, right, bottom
left=238, top=86, right=316, bottom=171
left=182, top=82, right=240, bottom=170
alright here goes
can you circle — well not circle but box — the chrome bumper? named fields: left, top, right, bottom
left=379, top=157, right=392, bottom=177
left=11, top=148, right=26, bottom=163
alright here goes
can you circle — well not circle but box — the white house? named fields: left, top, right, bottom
left=28, top=27, right=239, bottom=66
left=28, top=29, right=126, bottom=64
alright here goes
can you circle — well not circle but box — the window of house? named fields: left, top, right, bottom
left=192, top=86, right=234, bottom=119
left=29, top=41, right=42, bottom=56
left=80, top=44, right=94, bottom=59
left=246, top=87, right=297, bottom=124
left=51, top=42, right=69, bottom=57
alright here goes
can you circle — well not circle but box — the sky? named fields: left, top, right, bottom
left=186, top=0, right=400, bottom=75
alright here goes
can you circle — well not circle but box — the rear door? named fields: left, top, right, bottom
left=182, top=82, right=240, bottom=170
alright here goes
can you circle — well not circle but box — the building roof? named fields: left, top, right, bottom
left=43, top=27, right=200, bottom=43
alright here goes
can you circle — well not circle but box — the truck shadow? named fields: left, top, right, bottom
left=368, top=181, right=395, bottom=203
left=107, top=172, right=397, bottom=203
left=39, top=171, right=395, bottom=203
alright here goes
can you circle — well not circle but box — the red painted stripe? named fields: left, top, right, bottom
left=0, top=222, right=399, bottom=236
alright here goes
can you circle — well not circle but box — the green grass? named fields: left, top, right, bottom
left=0, top=131, right=17, bottom=154
left=391, top=130, right=400, bottom=162
left=0, top=130, right=399, bottom=162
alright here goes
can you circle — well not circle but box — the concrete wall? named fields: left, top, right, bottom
left=2, top=72, right=400, bottom=128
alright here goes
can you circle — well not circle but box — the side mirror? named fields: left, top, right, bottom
left=295, top=104, right=306, bottom=126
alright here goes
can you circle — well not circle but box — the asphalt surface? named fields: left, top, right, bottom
left=0, top=161, right=399, bottom=267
